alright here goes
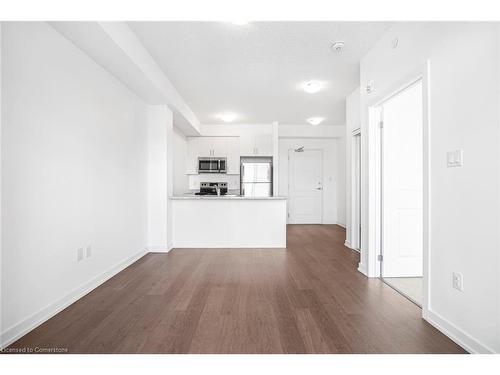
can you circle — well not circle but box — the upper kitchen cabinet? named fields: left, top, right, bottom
left=240, top=133, right=273, bottom=156
left=186, top=136, right=240, bottom=175
left=225, top=138, right=240, bottom=174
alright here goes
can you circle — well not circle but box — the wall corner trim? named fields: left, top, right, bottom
left=0, top=249, right=147, bottom=350
left=357, top=263, right=368, bottom=277
left=425, top=310, right=496, bottom=354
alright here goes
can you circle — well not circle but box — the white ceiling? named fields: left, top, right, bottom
left=129, top=22, right=391, bottom=126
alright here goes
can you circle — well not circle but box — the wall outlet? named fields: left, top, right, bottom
left=447, top=149, right=463, bottom=168
left=77, top=248, right=84, bottom=262
left=86, top=245, right=92, bottom=258
left=452, top=272, right=463, bottom=292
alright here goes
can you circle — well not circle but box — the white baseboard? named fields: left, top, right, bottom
left=0, top=249, right=147, bottom=350
left=344, top=240, right=353, bottom=248
left=425, top=310, right=495, bottom=354
left=147, top=245, right=171, bottom=253
left=336, top=222, right=346, bottom=229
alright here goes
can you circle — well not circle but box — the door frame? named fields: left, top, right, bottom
left=350, top=129, right=362, bottom=252
left=366, top=62, right=430, bottom=318
left=287, top=148, right=324, bottom=224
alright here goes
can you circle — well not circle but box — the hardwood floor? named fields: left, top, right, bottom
left=8, top=225, right=465, bottom=354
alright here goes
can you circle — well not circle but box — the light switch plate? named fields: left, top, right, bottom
left=77, top=248, right=84, bottom=262
left=452, top=272, right=463, bottom=292
left=447, top=149, right=463, bottom=168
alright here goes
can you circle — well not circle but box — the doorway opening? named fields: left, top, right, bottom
left=287, top=148, right=323, bottom=223
left=376, top=79, right=424, bottom=306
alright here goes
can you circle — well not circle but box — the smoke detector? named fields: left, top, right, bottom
left=331, top=41, right=345, bottom=53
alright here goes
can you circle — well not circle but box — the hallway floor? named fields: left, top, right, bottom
left=9, top=225, right=465, bottom=353
left=383, top=277, right=423, bottom=305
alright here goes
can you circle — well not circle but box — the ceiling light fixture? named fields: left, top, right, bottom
left=307, top=117, right=324, bottom=126
left=331, top=40, right=345, bottom=53
left=216, top=112, right=238, bottom=123
left=303, top=81, right=324, bottom=94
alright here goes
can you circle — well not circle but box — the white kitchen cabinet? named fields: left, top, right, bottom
left=254, top=134, right=273, bottom=156
left=240, top=133, right=273, bottom=156
left=239, top=134, right=255, bottom=156
left=194, top=137, right=215, bottom=157
left=226, top=138, right=240, bottom=174
left=186, top=136, right=240, bottom=174
left=211, top=137, right=228, bottom=158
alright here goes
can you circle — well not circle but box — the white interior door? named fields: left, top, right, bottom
left=381, top=80, right=423, bottom=277
left=288, top=149, right=323, bottom=224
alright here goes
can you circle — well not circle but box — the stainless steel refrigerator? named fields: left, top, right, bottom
left=240, top=157, right=273, bottom=197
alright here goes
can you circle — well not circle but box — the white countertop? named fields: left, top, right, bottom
left=170, top=195, right=287, bottom=200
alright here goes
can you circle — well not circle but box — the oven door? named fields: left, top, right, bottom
left=218, top=159, right=227, bottom=173
left=198, top=159, right=220, bottom=173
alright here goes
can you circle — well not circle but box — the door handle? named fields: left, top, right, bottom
left=315, top=187, right=323, bottom=190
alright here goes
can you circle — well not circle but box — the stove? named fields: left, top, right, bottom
left=195, top=182, right=228, bottom=196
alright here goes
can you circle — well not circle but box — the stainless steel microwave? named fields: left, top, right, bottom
left=198, top=157, right=227, bottom=173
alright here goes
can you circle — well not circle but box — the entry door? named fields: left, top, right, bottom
left=288, top=149, right=323, bottom=223
left=381, top=80, right=423, bottom=277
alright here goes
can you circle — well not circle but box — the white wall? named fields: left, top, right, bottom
left=1, top=22, right=149, bottom=346
left=360, top=22, right=500, bottom=353
left=279, top=124, right=345, bottom=138
left=50, top=22, right=201, bottom=136
left=147, top=105, right=173, bottom=252
left=172, top=126, right=188, bottom=195
left=200, top=123, right=272, bottom=136
left=278, top=138, right=341, bottom=224
left=345, top=88, right=361, bottom=250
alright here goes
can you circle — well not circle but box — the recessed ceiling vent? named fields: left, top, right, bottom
left=331, top=41, right=345, bottom=53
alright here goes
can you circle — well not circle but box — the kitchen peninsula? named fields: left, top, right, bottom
left=170, top=195, right=287, bottom=248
